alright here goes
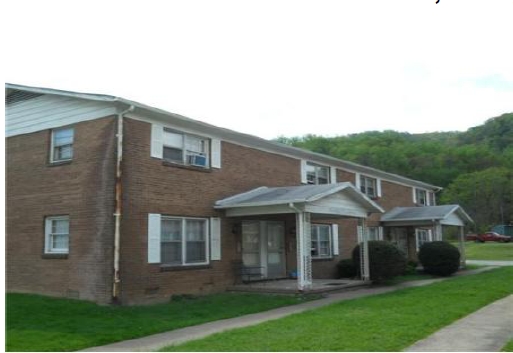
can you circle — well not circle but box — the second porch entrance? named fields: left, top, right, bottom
left=242, top=221, right=286, bottom=279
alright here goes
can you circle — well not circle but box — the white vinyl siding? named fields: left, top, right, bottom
left=6, top=94, right=117, bottom=138
left=44, top=216, right=70, bottom=254
left=50, top=127, right=74, bottom=162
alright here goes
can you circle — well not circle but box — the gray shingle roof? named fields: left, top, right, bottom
left=215, top=182, right=384, bottom=213
left=381, top=205, right=473, bottom=223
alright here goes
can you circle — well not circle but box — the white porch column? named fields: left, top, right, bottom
left=434, top=221, right=443, bottom=241
left=359, top=218, right=370, bottom=281
left=458, top=226, right=466, bottom=268
left=296, top=212, right=312, bottom=290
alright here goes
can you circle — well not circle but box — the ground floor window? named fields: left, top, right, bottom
left=44, top=215, right=70, bottom=254
left=161, top=217, right=208, bottom=265
left=415, top=228, right=432, bottom=251
left=311, top=224, right=331, bottom=258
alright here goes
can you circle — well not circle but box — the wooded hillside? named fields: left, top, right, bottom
left=276, top=113, right=513, bottom=232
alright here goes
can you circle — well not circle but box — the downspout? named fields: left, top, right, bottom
left=113, top=104, right=135, bottom=303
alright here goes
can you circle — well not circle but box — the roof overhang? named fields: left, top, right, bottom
left=381, top=205, right=474, bottom=227
left=215, top=183, right=384, bottom=218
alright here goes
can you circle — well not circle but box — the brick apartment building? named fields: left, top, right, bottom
left=5, top=83, right=472, bottom=304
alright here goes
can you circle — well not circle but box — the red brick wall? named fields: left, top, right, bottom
left=6, top=117, right=117, bottom=303
left=120, top=118, right=303, bottom=304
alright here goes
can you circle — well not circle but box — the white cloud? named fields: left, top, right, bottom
left=4, top=0, right=513, bottom=139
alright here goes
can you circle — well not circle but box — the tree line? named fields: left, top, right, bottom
left=276, top=113, right=513, bottom=232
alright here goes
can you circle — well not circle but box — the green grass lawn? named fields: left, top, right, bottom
left=464, top=241, right=513, bottom=261
left=163, top=267, right=513, bottom=352
left=503, top=339, right=513, bottom=352
left=6, top=292, right=315, bottom=352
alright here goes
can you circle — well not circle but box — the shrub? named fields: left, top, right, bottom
left=418, top=241, right=460, bottom=276
left=352, top=241, right=407, bottom=283
left=337, top=259, right=357, bottom=278
left=404, top=260, right=419, bottom=275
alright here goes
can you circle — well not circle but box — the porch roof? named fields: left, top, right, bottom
left=215, top=183, right=384, bottom=218
left=381, top=205, right=473, bottom=226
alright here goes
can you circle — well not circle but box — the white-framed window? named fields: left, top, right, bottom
left=306, top=162, right=330, bottom=185
left=50, top=127, right=74, bottom=162
left=163, top=129, right=210, bottom=168
left=44, top=216, right=70, bottom=254
left=360, top=175, right=378, bottom=198
left=311, top=224, right=332, bottom=258
left=415, top=188, right=429, bottom=206
left=161, top=216, right=209, bottom=266
left=415, top=228, right=432, bottom=251
left=367, top=227, right=380, bottom=241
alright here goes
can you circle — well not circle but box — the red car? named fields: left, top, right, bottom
left=466, top=232, right=511, bottom=243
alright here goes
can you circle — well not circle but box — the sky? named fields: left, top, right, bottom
left=3, top=0, right=513, bottom=140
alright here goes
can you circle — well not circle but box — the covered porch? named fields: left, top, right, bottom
left=381, top=205, right=474, bottom=264
left=215, top=183, right=384, bottom=291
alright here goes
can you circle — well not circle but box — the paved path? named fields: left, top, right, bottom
left=82, top=267, right=496, bottom=352
left=405, top=295, right=513, bottom=352
left=467, top=259, right=513, bottom=266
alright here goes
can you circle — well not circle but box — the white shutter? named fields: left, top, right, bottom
left=151, top=124, right=164, bottom=158
left=300, top=160, right=308, bottom=184
left=210, top=217, right=221, bottom=260
left=332, top=224, right=339, bottom=255
left=211, top=139, right=222, bottom=169
left=330, top=167, right=337, bottom=184
left=412, top=188, right=417, bottom=204
left=357, top=225, right=363, bottom=243
left=355, top=173, right=361, bottom=190
left=44, top=218, right=52, bottom=253
left=148, top=213, right=161, bottom=263
left=428, top=229, right=433, bottom=242
left=376, top=178, right=382, bottom=197
left=378, top=226, right=384, bottom=240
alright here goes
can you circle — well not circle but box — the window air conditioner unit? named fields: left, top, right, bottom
left=188, top=154, right=207, bottom=167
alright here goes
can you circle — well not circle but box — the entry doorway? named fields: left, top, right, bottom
left=390, top=227, right=409, bottom=257
left=242, top=221, right=286, bottom=279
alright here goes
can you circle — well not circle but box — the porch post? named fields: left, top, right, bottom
left=296, top=212, right=312, bottom=290
left=359, top=218, right=370, bottom=281
left=434, top=221, right=443, bottom=241
left=458, top=226, right=466, bottom=268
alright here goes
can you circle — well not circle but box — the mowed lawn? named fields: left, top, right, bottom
left=464, top=241, right=513, bottom=261
left=6, top=292, right=315, bottom=352
left=163, top=267, right=513, bottom=352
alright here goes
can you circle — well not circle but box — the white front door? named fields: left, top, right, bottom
left=242, top=220, right=286, bottom=279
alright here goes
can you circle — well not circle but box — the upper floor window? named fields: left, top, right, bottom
left=163, top=129, right=209, bottom=168
left=360, top=175, right=378, bottom=198
left=151, top=124, right=221, bottom=169
left=51, top=128, right=74, bottom=162
left=311, top=224, right=332, bottom=258
left=44, top=216, right=70, bottom=254
left=161, top=216, right=208, bottom=266
left=415, top=188, right=429, bottom=206
left=306, top=162, right=330, bottom=185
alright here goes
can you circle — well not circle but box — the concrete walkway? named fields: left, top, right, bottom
left=467, top=259, right=513, bottom=266
left=82, top=267, right=497, bottom=352
left=406, top=294, right=513, bottom=352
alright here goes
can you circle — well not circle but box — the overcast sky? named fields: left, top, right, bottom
left=4, top=0, right=513, bottom=139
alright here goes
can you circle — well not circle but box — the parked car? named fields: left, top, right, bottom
left=467, top=232, right=511, bottom=243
